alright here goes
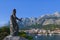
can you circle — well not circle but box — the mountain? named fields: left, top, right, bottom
left=18, top=12, right=60, bottom=27
left=38, top=12, right=60, bottom=25
left=3, top=12, right=60, bottom=29
left=18, top=17, right=37, bottom=27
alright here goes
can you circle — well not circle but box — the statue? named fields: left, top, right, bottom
left=4, top=9, right=27, bottom=40
left=10, top=9, right=22, bottom=36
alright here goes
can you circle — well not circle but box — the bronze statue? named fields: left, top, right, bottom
left=10, top=9, right=22, bottom=36
left=3, top=9, right=28, bottom=40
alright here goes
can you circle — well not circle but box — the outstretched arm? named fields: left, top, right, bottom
left=16, top=17, right=22, bottom=21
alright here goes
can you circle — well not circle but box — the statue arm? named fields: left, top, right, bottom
left=16, top=17, right=22, bottom=21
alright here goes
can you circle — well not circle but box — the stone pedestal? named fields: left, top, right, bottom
left=4, top=35, right=28, bottom=40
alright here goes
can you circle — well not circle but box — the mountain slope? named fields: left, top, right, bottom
left=6, top=12, right=60, bottom=29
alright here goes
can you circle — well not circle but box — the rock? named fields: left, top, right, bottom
left=3, top=35, right=28, bottom=40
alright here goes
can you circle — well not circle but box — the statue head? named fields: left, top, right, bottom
left=12, top=9, right=16, bottom=15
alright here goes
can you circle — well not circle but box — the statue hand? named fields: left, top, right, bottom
left=19, top=18, right=22, bottom=22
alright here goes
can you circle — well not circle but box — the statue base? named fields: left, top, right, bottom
left=3, top=35, right=28, bottom=40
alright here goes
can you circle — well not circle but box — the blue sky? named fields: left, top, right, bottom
left=0, top=0, right=60, bottom=26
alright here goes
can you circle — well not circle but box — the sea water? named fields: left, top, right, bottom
left=33, top=35, right=60, bottom=40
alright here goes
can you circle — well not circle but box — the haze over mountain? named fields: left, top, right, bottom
left=1, top=11, right=60, bottom=29
left=18, top=12, right=60, bottom=27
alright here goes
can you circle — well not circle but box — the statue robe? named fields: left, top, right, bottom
left=10, top=15, right=19, bottom=36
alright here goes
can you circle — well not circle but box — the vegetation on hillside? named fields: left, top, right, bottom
left=0, top=26, right=33, bottom=40
left=20, top=24, right=60, bottom=30
left=42, top=24, right=60, bottom=30
left=0, top=26, right=10, bottom=40
left=0, top=24, right=60, bottom=40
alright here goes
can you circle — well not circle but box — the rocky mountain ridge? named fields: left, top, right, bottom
left=18, top=12, right=60, bottom=27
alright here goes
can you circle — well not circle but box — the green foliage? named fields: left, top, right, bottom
left=0, top=26, right=33, bottom=40
left=0, top=26, right=10, bottom=40
left=31, top=24, right=42, bottom=29
left=1, top=27, right=10, bottom=34
left=25, top=36, right=33, bottom=40
left=42, top=24, right=60, bottom=30
left=18, top=31, right=33, bottom=40
left=1, top=24, right=60, bottom=40
left=20, top=24, right=60, bottom=30
left=20, top=23, right=42, bottom=30
left=18, top=31, right=26, bottom=37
